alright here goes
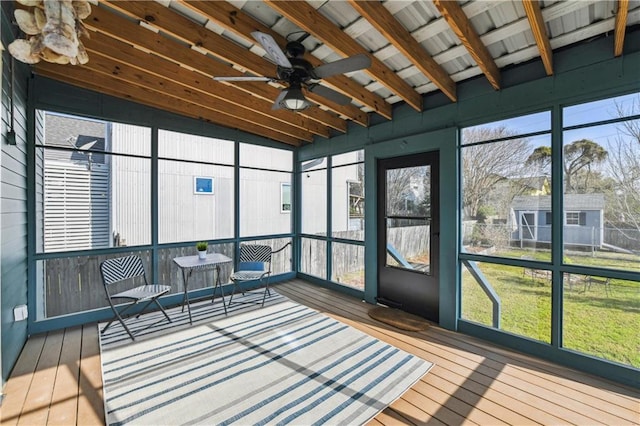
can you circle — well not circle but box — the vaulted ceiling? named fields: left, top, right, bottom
left=26, top=0, right=640, bottom=147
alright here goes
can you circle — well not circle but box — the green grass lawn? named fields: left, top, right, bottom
left=462, top=250, right=640, bottom=368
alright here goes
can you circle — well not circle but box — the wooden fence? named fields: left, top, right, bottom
left=44, top=226, right=435, bottom=317
left=44, top=238, right=292, bottom=318
left=300, top=226, right=429, bottom=280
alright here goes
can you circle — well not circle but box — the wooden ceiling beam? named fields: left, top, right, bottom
left=348, top=0, right=456, bottom=102
left=34, top=65, right=301, bottom=146
left=99, top=1, right=368, bottom=127
left=85, top=5, right=346, bottom=133
left=264, top=0, right=423, bottom=112
left=84, top=32, right=330, bottom=139
left=64, top=53, right=315, bottom=142
left=523, top=0, right=553, bottom=75
left=178, top=0, right=392, bottom=120
left=614, top=0, right=629, bottom=57
left=432, top=0, right=501, bottom=90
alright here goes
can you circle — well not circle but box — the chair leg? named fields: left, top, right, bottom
left=152, top=299, right=172, bottom=322
left=228, top=281, right=239, bottom=305
left=135, top=299, right=157, bottom=318
left=102, top=305, right=136, bottom=341
left=261, top=278, right=270, bottom=307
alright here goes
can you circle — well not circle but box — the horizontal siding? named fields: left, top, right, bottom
left=43, top=162, right=110, bottom=252
left=1, top=0, right=29, bottom=384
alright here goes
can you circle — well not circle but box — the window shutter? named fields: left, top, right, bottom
left=579, top=212, right=586, bottom=226
left=545, top=212, right=552, bottom=225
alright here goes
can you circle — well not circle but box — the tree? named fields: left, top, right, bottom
left=564, top=139, right=608, bottom=192
left=386, top=166, right=427, bottom=216
left=462, top=126, right=533, bottom=219
left=526, top=146, right=551, bottom=171
left=604, top=97, right=640, bottom=235
left=526, top=139, right=608, bottom=193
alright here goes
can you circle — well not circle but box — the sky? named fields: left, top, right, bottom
left=462, top=91, right=639, bottom=175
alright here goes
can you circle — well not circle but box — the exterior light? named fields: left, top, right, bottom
left=279, top=85, right=310, bottom=111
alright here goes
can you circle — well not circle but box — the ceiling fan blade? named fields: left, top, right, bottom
left=271, top=89, right=288, bottom=110
left=313, top=54, right=371, bottom=79
left=213, top=76, right=273, bottom=82
left=308, top=84, right=352, bottom=106
left=251, top=31, right=292, bottom=68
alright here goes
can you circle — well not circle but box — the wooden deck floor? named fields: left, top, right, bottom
left=1, top=278, right=638, bottom=425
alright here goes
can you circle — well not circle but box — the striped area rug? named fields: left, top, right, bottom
left=99, top=291, right=433, bottom=425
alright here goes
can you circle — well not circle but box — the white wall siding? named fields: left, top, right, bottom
left=43, top=161, right=110, bottom=252
left=158, top=160, right=234, bottom=243
left=41, top=118, right=296, bottom=251
left=110, top=123, right=151, bottom=246
left=240, top=168, right=291, bottom=237
left=332, top=165, right=359, bottom=233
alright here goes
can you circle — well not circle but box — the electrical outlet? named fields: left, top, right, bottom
left=13, top=305, right=28, bottom=322
left=6, top=129, right=16, bottom=145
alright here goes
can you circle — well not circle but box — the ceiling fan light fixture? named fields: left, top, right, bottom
left=280, top=86, right=310, bottom=111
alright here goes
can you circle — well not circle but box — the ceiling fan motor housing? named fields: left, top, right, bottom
left=285, top=40, right=306, bottom=58
left=276, top=57, right=315, bottom=84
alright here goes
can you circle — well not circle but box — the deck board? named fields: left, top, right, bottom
left=1, top=278, right=638, bottom=425
left=76, top=324, right=105, bottom=426
left=47, top=327, right=82, bottom=425
left=17, top=330, right=64, bottom=425
left=275, top=280, right=640, bottom=425
left=0, top=334, right=47, bottom=426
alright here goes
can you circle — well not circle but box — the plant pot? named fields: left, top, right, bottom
left=198, top=250, right=207, bottom=260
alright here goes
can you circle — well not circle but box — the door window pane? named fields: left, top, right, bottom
left=386, top=165, right=430, bottom=217
left=385, top=164, right=431, bottom=274
left=386, top=218, right=430, bottom=273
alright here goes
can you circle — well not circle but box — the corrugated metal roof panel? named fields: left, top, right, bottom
left=88, top=0, right=640, bottom=136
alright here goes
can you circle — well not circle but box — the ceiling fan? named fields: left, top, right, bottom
left=213, top=31, right=371, bottom=111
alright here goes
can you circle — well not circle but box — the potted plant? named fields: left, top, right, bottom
left=196, top=241, right=208, bottom=260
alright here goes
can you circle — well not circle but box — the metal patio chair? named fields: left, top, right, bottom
left=100, top=255, right=172, bottom=340
left=228, top=243, right=290, bottom=307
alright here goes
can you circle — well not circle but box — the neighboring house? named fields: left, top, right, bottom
left=40, top=112, right=361, bottom=251
left=511, top=193, right=605, bottom=249
left=39, top=112, right=111, bottom=252
left=514, top=176, right=550, bottom=196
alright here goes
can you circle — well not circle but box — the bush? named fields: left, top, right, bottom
left=476, top=205, right=496, bottom=223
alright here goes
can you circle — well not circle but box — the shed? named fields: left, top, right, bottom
left=511, top=194, right=605, bottom=248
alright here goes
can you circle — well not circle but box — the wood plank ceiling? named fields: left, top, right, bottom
left=24, top=0, right=639, bottom=147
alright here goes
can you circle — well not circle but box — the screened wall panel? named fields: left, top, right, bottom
left=239, top=169, right=291, bottom=237
left=158, top=160, right=234, bottom=243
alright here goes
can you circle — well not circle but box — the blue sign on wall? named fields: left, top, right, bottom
left=194, top=177, right=214, bottom=194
